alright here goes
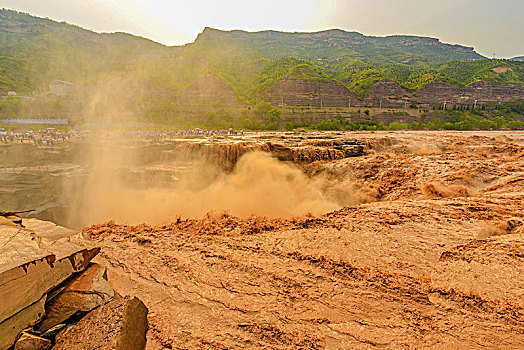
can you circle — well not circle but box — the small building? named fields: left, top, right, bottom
left=49, top=80, right=75, bottom=96
left=1, top=91, right=32, bottom=101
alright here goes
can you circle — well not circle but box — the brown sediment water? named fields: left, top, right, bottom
left=2, top=131, right=524, bottom=348
left=72, top=150, right=345, bottom=226
left=82, top=131, right=523, bottom=349
left=0, top=131, right=366, bottom=228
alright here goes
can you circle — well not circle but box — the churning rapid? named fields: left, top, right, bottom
left=70, top=150, right=343, bottom=225
left=1, top=130, right=366, bottom=229
left=84, top=131, right=524, bottom=349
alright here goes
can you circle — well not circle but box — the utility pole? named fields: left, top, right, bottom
left=379, top=100, right=382, bottom=109
left=320, top=98, right=323, bottom=108
left=443, top=100, right=447, bottom=110
left=348, top=99, right=351, bottom=108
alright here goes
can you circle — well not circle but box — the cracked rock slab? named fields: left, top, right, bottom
left=0, top=295, right=46, bottom=350
left=37, top=263, right=116, bottom=332
left=0, top=218, right=99, bottom=350
left=53, top=296, right=148, bottom=350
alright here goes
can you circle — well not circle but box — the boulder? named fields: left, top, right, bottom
left=53, top=296, right=148, bottom=350
left=13, top=332, right=51, bottom=350
left=37, top=263, right=116, bottom=332
left=0, top=218, right=99, bottom=350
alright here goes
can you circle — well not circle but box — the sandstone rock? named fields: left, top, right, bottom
left=39, top=323, right=66, bottom=339
left=264, top=77, right=359, bottom=107
left=53, top=296, right=148, bottom=350
left=343, top=145, right=364, bottom=157
left=294, top=146, right=345, bottom=162
left=0, top=295, right=46, bottom=350
left=5, top=215, right=23, bottom=227
left=264, top=77, right=524, bottom=110
left=13, top=332, right=51, bottom=350
left=0, top=216, right=17, bottom=227
left=0, top=219, right=99, bottom=349
left=463, top=81, right=524, bottom=104
left=0, top=223, right=52, bottom=324
left=412, top=80, right=524, bottom=107
left=37, top=263, right=116, bottom=332
left=267, top=142, right=294, bottom=161
left=364, top=80, right=411, bottom=108
left=412, top=81, right=461, bottom=106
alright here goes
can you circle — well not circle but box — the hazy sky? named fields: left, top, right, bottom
left=1, top=0, right=523, bottom=58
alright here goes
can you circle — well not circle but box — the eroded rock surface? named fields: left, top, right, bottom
left=13, top=332, right=51, bottom=350
left=0, top=296, right=46, bottom=350
left=263, top=77, right=524, bottom=108
left=0, top=218, right=99, bottom=349
left=53, top=296, right=148, bottom=350
left=36, top=263, right=116, bottom=332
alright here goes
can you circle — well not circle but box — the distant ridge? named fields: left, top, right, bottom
left=0, top=9, right=523, bottom=106
left=195, top=27, right=485, bottom=63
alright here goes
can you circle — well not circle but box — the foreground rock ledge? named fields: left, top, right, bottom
left=0, top=218, right=99, bottom=349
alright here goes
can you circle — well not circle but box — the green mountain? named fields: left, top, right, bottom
left=126, top=28, right=522, bottom=101
left=170, top=28, right=524, bottom=100
left=0, top=10, right=523, bottom=104
left=0, top=9, right=175, bottom=93
left=196, top=27, right=485, bottom=65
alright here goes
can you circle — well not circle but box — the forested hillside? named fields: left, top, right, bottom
left=1, top=10, right=523, bottom=104
left=0, top=9, right=174, bottom=92
left=108, top=27, right=523, bottom=102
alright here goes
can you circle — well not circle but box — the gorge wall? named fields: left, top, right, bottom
left=176, top=74, right=523, bottom=109
left=263, top=77, right=360, bottom=107
left=262, top=77, right=524, bottom=108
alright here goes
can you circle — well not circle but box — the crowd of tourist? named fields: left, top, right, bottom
left=177, top=128, right=244, bottom=136
left=0, top=127, right=88, bottom=145
left=104, top=128, right=245, bottom=142
left=0, top=127, right=245, bottom=146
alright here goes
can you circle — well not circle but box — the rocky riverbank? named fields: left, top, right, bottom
left=0, top=215, right=148, bottom=350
